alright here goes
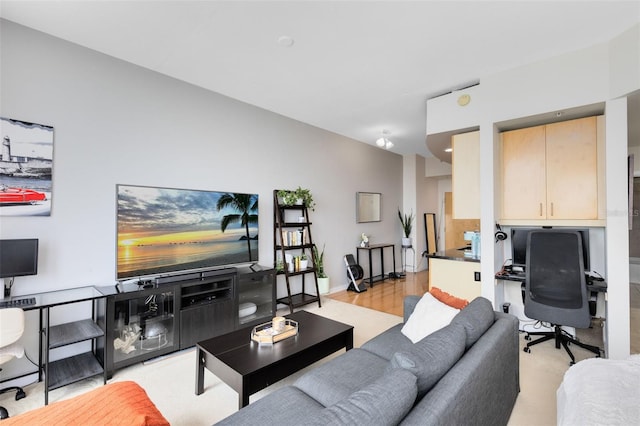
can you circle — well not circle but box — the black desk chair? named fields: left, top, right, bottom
left=523, top=230, right=601, bottom=365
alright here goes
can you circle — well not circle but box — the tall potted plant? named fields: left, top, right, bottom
left=398, top=209, right=414, bottom=247
left=313, top=244, right=329, bottom=294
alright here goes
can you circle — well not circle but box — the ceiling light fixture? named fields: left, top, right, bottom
left=376, top=130, right=394, bottom=150
left=277, top=36, right=295, bottom=47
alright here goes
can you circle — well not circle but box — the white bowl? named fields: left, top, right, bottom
left=238, top=302, right=257, bottom=318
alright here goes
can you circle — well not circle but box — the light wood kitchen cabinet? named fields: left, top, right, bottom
left=501, top=116, right=603, bottom=223
left=452, top=130, right=480, bottom=219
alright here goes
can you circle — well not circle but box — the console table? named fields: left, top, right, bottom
left=356, top=243, right=396, bottom=286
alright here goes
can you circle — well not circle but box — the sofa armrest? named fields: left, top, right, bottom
left=403, top=295, right=421, bottom=323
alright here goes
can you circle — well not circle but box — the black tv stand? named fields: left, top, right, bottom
left=100, top=266, right=276, bottom=378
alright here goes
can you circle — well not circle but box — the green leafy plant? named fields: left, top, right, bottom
left=313, top=244, right=327, bottom=278
left=398, top=209, right=414, bottom=238
left=300, top=253, right=308, bottom=261
left=275, top=258, right=284, bottom=272
left=277, top=187, right=316, bottom=211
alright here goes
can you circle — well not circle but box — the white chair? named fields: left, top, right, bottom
left=0, top=308, right=27, bottom=419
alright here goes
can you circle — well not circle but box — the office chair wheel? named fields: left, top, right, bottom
left=524, top=334, right=531, bottom=341
left=16, top=388, right=26, bottom=401
left=523, top=347, right=531, bottom=353
left=0, top=406, right=8, bottom=419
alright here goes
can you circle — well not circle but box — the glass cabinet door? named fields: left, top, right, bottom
left=237, top=268, right=275, bottom=326
left=111, top=288, right=176, bottom=366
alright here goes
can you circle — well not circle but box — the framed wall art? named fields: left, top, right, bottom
left=0, top=117, right=53, bottom=216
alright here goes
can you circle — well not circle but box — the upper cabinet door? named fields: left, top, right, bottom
left=546, top=116, right=598, bottom=219
left=501, top=125, right=547, bottom=219
left=500, top=115, right=602, bottom=224
left=452, top=130, right=480, bottom=219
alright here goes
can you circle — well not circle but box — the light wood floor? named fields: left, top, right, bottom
left=327, top=270, right=429, bottom=317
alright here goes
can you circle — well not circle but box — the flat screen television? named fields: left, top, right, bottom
left=0, top=238, right=39, bottom=278
left=511, top=227, right=590, bottom=272
left=117, top=184, right=258, bottom=280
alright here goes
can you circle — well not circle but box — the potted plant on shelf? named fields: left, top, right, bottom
left=299, top=253, right=309, bottom=270
left=398, top=209, right=414, bottom=247
left=313, top=244, right=330, bottom=294
left=277, top=187, right=316, bottom=211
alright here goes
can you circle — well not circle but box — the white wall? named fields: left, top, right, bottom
left=0, top=21, right=403, bottom=305
left=424, top=23, right=640, bottom=359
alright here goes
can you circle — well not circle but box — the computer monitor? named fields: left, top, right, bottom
left=0, top=239, right=39, bottom=278
left=510, top=228, right=590, bottom=272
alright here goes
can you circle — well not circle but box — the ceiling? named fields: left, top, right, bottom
left=1, top=1, right=639, bottom=158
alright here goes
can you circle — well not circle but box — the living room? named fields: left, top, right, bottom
left=1, top=1, right=639, bottom=424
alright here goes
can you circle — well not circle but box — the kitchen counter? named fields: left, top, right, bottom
left=425, top=248, right=481, bottom=300
left=425, top=248, right=480, bottom=263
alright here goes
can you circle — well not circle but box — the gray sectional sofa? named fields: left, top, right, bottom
left=216, top=296, right=520, bottom=426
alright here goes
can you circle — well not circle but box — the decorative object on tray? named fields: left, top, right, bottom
left=251, top=317, right=298, bottom=344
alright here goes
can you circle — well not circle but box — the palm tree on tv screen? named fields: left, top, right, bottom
left=217, top=193, right=258, bottom=261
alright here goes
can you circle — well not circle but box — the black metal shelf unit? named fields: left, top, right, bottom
left=44, top=298, right=106, bottom=405
left=273, top=190, right=321, bottom=313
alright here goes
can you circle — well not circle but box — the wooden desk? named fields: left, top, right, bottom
left=356, top=243, right=396, bottom=286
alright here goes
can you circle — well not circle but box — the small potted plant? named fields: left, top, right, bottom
left=299, top=253, right=309, bottom=270
left=313, top=244, right=330, bottom=294
left=398, top=209, right=414, bottom=247
left=277, top=187, right=316, bottom=211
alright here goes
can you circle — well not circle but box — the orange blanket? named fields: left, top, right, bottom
left=3, top=381, right=169, bottom=425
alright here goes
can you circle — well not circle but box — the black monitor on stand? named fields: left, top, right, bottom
left=0, top=239, right=39, bottom=298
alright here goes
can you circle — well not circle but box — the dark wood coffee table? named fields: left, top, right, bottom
left=195, top=310, right=354, bottom=408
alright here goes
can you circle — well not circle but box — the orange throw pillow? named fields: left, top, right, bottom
left=429, top=287, right=469, bottom=310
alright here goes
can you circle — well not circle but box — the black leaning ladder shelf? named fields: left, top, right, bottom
left=273, top=190, right=321, bottom=313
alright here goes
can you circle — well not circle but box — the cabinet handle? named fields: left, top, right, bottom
left=550, top=202, right=554, bottom=217
left=539, top=203, right=543, bottom=217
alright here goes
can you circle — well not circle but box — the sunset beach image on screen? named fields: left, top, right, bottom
left=116, top=184, right=258, bottom=279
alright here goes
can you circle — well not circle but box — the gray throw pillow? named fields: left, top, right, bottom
left=389, top=322, right=466, bottom=397
left=305, top=368, right=418, bottom=425
left=451, top=296, right=495, bottom=348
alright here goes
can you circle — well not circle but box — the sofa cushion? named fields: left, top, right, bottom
left=215, top=385, right=324, bottom=425
left=306, top=369, right=418, bottom=426
left=360, top=323, right=414, bottom=361
left=294, top=348, right=389, bottom=407
left=401, top=292, right=460, bottom=343
left=451, top=297, right=495, bottom=349
left=390, top=322, right=466, bottom=397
